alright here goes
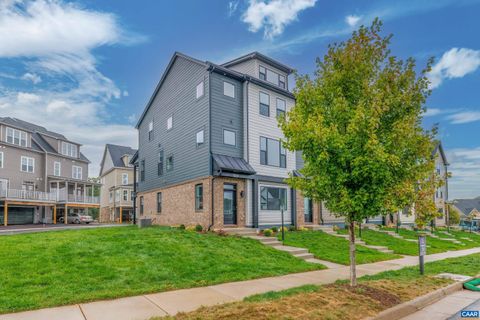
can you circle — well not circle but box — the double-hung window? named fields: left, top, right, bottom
left=157, top=192, right=162, bottom=213
left=20, top=156, right=34, bottom=173
left=140, top=160, right=145, bottom=181
left=167, top=116, right=173, bottom=130
left=72, top=166, right=82, bottom=180
left=260, top=137, right=286, bottom=168
left=279, top=75, right=286, bottom=89
left=260, top=187, right=287, bottom=210
left=122, top=173, right=128, bottom=185
left=223, top=129, right=236, bottom=146
left=54, top=161, right=61, bottom=176
left=148, top=121, right=154, bottom=141
left=139, top=196, right=144, bottom=215
left=158, top=150, right=164, bottom=176
left=166, top=155, right=174, bottom=172
left=276, top=98, right=286, bottom=118
left=109, top=191, right=113, bottom=203
left=0, top=152, right=4, bottom=168
left=6, top=127, right=27, bottom=147
left=196, top=81, right=204, bottom=98
left=223, top=82, right=235, bottom=98
left=195, top=184, right=203, bottom=210
left=259, top=92, right=270, bottom=116
left=259, top=66, right=267, bottom=80
left=123, top=190, right=128, bottom=201
left=196, top=130, right=204, bottom=147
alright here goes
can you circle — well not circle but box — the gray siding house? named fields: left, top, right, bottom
left=132, top=52, right=323, bottom=229
left=0, top=117, right=100, bottom=225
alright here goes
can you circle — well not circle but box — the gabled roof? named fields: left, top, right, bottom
left=99, top=144, right=137, bottom=176
left=432, top=141, right=449, bottom=165
left=136, top=51, right=295, bottom=129
left=452, top=198, right=480, bottom=217
left=222, top=51, right=295, bottom=74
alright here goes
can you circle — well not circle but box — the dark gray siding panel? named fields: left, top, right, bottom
left=210, top=73, right=243, bottom=158
left=137, top=57, right=210, bottom=192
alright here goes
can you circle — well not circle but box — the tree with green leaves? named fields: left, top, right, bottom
left=447, top=204, right=461, bottom=225
left=414, top=172, right=444, bottom=229
left=279, top=19, right=436, bottom=286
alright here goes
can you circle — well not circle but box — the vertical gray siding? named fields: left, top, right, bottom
left=210, top=72, right=244, bottom=158
left=137, top=56, right=210, bottom=192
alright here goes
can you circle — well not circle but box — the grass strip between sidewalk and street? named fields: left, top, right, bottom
left=158, top=253, right=480, bottom=320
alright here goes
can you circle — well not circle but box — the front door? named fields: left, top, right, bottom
left=223, top=184, right=237, bottom=225
left=304, top=198, right=313, bottom=223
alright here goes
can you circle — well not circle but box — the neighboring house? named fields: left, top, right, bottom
left=99, top=144, right=136, bottom=223
left=0, top=117, right=100, bottom=226
left=369, top=141, right=449, bottom=227
left=451, top=197, right=480, bottom=230
left=131, top=51, right=323, bottom=229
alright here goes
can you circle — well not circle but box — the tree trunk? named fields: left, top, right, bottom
left=348, top=220, right=357, bottom=286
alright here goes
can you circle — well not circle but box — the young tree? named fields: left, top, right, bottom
left=447, top=204, right=461, bottom=225
left=414, top=172, right=444, bottom=229
left=279, top=19, right=435, bottom=286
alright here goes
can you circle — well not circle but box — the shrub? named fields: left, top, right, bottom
left=332, top=225, right=340, bottom=231
left=297, top=226, right=308, bottom=231
left=271, top=227, right=278, bottom=233
left=263, top=229, right=273, bottom=237
left=288, top=225, right=296, bottom=231
left=195, top=224, right=203, bottom=232
left=179, top=224, right=186, bottom=230
left=185, top=225, right=196, bottom=232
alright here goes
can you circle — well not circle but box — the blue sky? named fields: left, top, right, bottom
left=0, top=0, right=479, bottom=199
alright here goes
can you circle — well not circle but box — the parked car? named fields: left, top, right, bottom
left=58, top=213, right=94, bottom=224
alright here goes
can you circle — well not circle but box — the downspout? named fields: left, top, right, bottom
left=207, top=69, right=215, bottom=231
left=133, top=164, right=137, bottom=224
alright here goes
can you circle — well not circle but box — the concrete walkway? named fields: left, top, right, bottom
left=1, top=247, right=480, bottom=320
left=0, top=223, right=129, bottom=236
left=400, top=290, right=480, bottom=320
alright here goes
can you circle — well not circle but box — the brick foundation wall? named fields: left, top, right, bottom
left=136, top=176, right=246, bottom=229
left=99, top=207, right=111, bottom=223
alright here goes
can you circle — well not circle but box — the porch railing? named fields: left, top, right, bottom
left=0, top=188, right=57, bottom=202
left=57, top=191, right=100, bottom=204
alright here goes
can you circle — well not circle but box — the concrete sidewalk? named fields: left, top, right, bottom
left=1, top=247, right=480, bottom=320
left=400, top=290, right=480, bottom=320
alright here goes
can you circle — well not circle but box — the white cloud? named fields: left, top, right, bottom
left=345, top=15, right=361, bottom=27
left=21, top=72, right=42, bottom=84
left=428, top=48, right=480, bottom=89
left=123, top=90, right=129, bottom=97
left=0, top=0, right=140, bottom=176
left=242, top=0, right=317, bottom=39
left=228, top=1, right=239, bottom=16
left=447, top=148, right=480, bottom=199
left=423, top=108, right=443, bottom=117
left=447, top=111, right=480, bottom=124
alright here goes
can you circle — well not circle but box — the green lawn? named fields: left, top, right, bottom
left=0, top=226, right=323, bottom=314
left=338, top=228, right=419, bottom=255
left=379, top=227, right=479, bottom=253
left=279, top=230, right=400, bottom=265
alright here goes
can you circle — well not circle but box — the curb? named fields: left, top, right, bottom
left=369, top=279, right=472, bottom=320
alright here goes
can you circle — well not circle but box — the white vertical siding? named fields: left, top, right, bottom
left=247, top=83, right=296, bottom=178
left=246, top=179, right=253, bottom=226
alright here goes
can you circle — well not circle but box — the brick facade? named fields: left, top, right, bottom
left=99, top=207, right=110, bottom=223
left=295, top=192, right=321, bottom=227
left=135, top=176, right=246, bottom=230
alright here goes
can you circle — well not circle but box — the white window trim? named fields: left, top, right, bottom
left=167, top=116, right=173, bottom=130
left=20, top=156, right=34, bottom=173
left=223, top=81, right=235, bottom=98
left=223, top=129, right=237, bottom=146
left=6, top=127, right=27, bottom=147
left=54, top=161, right=61, bottom=176
left=196, top=129, right=204, bottom=147
left=122, top=173, right=129, bottom=185
left=72, top=165, right=82, bottom=180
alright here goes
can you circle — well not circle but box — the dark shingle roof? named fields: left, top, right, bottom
left=453, top=198, right=480, bottom=216
left=107, top=144, right=137, bottom=168
left=212, top=154, right=256, bottom=175
left=0, top=117, right=66, bottom=140
left=222, top=51, right=295, bottom=74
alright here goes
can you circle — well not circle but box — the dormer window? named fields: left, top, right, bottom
left=6, top=127, right=27, bottom=147
left=259, top=65, right=287, bottom=89
left=279, top=75, right=286, bottom=89
left=61, top=141, right=78, bottom=158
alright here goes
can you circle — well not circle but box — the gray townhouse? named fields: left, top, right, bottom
left=131, top=51, right=328, bottom=230
left=99, top=144, right=136, bottom=223
left=0, top=117, right=100, bottom=226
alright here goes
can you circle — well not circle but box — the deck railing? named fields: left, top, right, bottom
left=0, top=188, right=57, bottom=201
